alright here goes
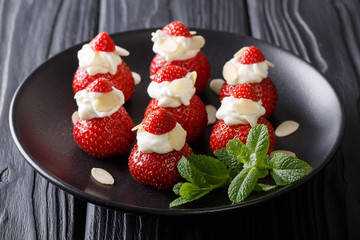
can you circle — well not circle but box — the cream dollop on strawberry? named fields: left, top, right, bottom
left=151, top=21, right=205, bottom=62
left=223, top=46, right=271, bottom=85
left=147, top=65, right=197, bottom=108
left=75, top=78, right=125, bottom=120
left=216, top=83, right=265, bottom=126
left=77, top=32, right=130, bottom=76
left=135, top=109, right=187, bottom=154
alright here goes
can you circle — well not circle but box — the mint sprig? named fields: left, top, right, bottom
left=170, top=124, right=313, bottom=208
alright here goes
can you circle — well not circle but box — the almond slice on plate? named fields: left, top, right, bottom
left=91, top=168, right=115, bottom=186
left=270, top=150, right=296, bottom=158
left=209, top=79, right=225, bottom=95
left=206, top=105, right=217, bottom=125
left=275, top=120, right=300, bottom=137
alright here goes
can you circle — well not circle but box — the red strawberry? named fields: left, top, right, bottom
left=89, top=32, right=115, bottom=52
left=73, top=106, right=135, bottom=158
left=128, top=143, right=193, bottom=189
left=238, top=46, right=265, bottom=64
left=229, top=83, right=259, bottom=101
left=142, top=108, right=176, bottom=135
left=153, top=64, right=188, bottom=83
left=144, top=95, right=207, bottom=142
left=73, top=62, right=135, bottom=102
left=219, top=78, right=277, bottom=118
left=210, top=117, right=275, bottom=154
left=162, top=21, right=192, bottom=37
left=86, top=77, right=113, bottom=93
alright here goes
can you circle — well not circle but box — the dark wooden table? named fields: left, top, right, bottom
left=1, top=0, right=359, bottom=239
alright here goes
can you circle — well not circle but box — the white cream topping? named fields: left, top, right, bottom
left=216, top=96, right=265, bottom=126
left=74, top=87, right=125, bottom=120
left=78, top=44, right=129, bottom=76
left=223, top=58, right=268, bottom=85
left=151, top=29, right=203, bottom=62
left=136, top=123, right=187, bottom=154
left=147, top=72, right=196, bottom=107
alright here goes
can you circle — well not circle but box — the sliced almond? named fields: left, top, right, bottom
left=188, top=71, right=197, bottom=85
left=168, top=124, right=187, bottom=151
left=266, top=60, right=275, bottom=68
left=72, top=111, right=79, bottom=125
left=190, top=31, right=197, bottom=35
left=270, top=150, right=296, bottom=158
left=169, top=78, right=194, bottom=95
left=222, top=62, right=238, bottom=84
left=234, top=47, right=249, bottom=57
left=131, top=72, right=141, bottom=85
left=159, top=38, right=178, bottom=53
left=91, top=168, right=115, bottom=185
left=209, top=79, right=225, bottom=95
left=150, top=75, right=155, bottom=80
left=275, top=120, right=300, bottom=137
left=115, top=46, right=130, bottom=56
left=233, top=100, right=260, bottom=115
left=206, top=105, right=217, bottom=125
left=190, top=36, right=205, bottom=49
left=94, top=92, right=121, bottom=112
left=131, top=123, right=142, bottom=131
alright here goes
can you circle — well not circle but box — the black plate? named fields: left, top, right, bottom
left=9, top=29, right=345, bottom=215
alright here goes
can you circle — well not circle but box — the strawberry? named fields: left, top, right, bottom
left=142, top=108, right=176, bottom=135
left=219, top=78, right=277, bottom=118
left=73, top=106, right=135, bottom=158
left=128, top=143, right=192, bottom=189
left=229, top=83, right=259, bottom=101
left=89, top=32, right=115, bottom=52
left=152, top=64, right=188, bottom=83
left=238, top=46, right=265, bottom=64
left=145, top=64, right=207, bottom=142
left=162, top=21, right=192, bottom=37
left=73, top=79, right=135, bottom=158
left=73, top=62, right=135, bottom=102
left=210, top=117, right=275, bottom=154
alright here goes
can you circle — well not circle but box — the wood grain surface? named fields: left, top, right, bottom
left=1, top=0, right=359, bottom=239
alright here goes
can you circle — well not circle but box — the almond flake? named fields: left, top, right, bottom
left=209, top=79, right=225, bottom=95
left=233, top=100, right=260, bottom=115
left=159, top=38, right=178, bottom=53
left=222, top=62, right=238, bottom=83
left=91, top=168, right=115, bottom=185
left=190, top=36, right=205, bottom=49
left=131, top=72, right=141, bottom=85
left=115, top=46, right=130, bottom=56
left=168, top=125, right=187, bottom=151
left=189, top=71, right=197, bottom=85
left=270, top=150, right=296, bottom=158
left=190, top=31, right=197, bottom=35
left=233, top=47, right=249, bottom=57
left=275, top=120, right=300, bottom=137
left=72, top=111, right=79, bottom=125
left=206, top=105, right=217, bottom=125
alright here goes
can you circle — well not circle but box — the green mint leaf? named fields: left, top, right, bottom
left=257, top=168, right=269, bottom=178
left=170, top=197, right=192, bottom=208
left=228, top=167, right=259, bottom=203
left=173, top=182, right=184, bottom=195
left=185, top=155, right=230, bottom=186
left=180, top=182, right=212, bottom=199
left=239, top=145, right=251, bottom=162
left=253, top=183, right=277, bottom=192
left=177, top=157, right=209, bottom=187
left=270, top=153, right=313, bottom=186
left=246, top=125, right=269, bottom=161
left=226, top=139, right=245, bottom=158
left=214, top=148, right=243, bottom=171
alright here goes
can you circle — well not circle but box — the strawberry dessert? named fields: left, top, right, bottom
left=210, top=83, right=275, bottom=153
left=73, top=78, right=135, bottom=158
left=220, top=46, right=277, bottom=118
left=73, top=32, right=135, bottom=102
left=129, top=108, right=193, bottom=189
left=144, top=64, right=208, bottom=142
left=150, top=21, right=211, bottom=93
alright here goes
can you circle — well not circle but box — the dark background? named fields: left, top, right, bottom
left=1, top=0, right=360, bottom=239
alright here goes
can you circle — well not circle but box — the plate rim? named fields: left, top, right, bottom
left=9, top=28, right=346, bottom=216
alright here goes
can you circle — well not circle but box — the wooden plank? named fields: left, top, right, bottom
left=0, top=0, right=98, bottom=239
left=248, top=0, right=360, bottom=239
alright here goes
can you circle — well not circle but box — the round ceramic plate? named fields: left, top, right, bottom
left=9, top=29, right=344, bottom=215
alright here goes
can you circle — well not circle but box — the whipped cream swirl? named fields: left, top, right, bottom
left=224, top=58, right=268, bottom=85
